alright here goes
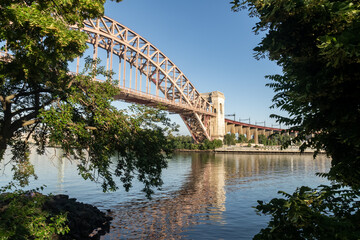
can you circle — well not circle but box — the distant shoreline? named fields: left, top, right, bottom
left=174, top=146, right=326, bottom=155
left=213, top=150, right=323, bottom=155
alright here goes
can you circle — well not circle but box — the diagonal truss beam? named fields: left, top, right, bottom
left=79, top=16, right=215, bottom=142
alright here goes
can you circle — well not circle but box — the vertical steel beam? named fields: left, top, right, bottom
left=129, top=64, right=132, bottom=89
left=156, top=69, right=159, bottom=97
left=123, top=46, right=126, bottom=87
left=135, top=56, right=138, bottom=90
left=146, top=62, right=149, bottom=94
left=139, top=64, right=142, bottom=92
left=109, top=41, right=113, bottom=72
left=118, top=57, right=121, bottom=86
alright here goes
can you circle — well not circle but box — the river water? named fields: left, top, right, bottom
left=0, top=150, right=331, bottom=239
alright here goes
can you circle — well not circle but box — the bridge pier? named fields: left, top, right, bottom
left=223, top=119, right=285, bottom=145
left=251, top=128, right=259, bottom=144
left=243, top=127, right=251, bottom=141
left=236, top=125, right=243, bottom=135
left=266, top=130, right=274, bottom=137
left=203, top=91, right=225, bottom=141
left=226, top=123, right=236, bottom=134
left=259, top=129, right=265, bottom=136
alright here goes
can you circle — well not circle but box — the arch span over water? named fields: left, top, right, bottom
left=79, top=16, right=215, bottom=142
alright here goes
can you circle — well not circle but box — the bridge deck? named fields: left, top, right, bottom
left=115, top=87, right=216, bottom=116
left=225, top=119, right=283, bottom=132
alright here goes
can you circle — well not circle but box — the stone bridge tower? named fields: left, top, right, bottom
left=202, top=91, right=225, bottom=140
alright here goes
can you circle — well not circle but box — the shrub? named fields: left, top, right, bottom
left=0, top=189, right=69, bottom=239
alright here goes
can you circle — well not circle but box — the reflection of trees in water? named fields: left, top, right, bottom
left=103, top=153, right=227, bottom=240
left=220, top=154, right=330, bottom=191
left=102, top=153, right=331, bottom=239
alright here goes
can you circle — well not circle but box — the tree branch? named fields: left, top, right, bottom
left=25, top=121, right=40, bottom=142
left=13, top=89, right=54, bottom=103
left=22, top=119, right=38, bottom=127
left=10, top=111, right=39, bottom=133
left=9, top=98, right=55, bottom=133
left=11, top=107, right=38, bottom=118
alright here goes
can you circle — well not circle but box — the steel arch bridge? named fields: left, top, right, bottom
left=0, top=16, right=285, bottom=143
left=76, top=16, right=215, bottom=143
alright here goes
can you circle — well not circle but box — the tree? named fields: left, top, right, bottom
left=0, top=0, right=176, bottom=197
left=200, top=139, right=223, bottom=150
left=257, top=134, right=267, bottom=145
left=231, top=0, right=360, bottom=187
left=237, top=134, right=247, bottom=143
left=231, top=0, right=360, bottom=238
left=253, top=185, right=360, bottom=240
left=224, top=133, right=236, bottom=146
left=170, top=135, right=193, bottom=149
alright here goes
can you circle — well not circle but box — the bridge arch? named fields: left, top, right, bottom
left=77, top=16, right=215, bottom=142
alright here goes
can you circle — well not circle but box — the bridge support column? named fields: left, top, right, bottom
left=227, top=123, right=235, bottom=134
left=236, top=126, right=243, bottom=135
left=265, top=130, right=273, bottom=137
left=251, top=128, right=259, bottom=144
left=259, top=129, right=266, bottom=136
left=205, top=91, right=225, bottom=141
left=244, top=127, right=251, bottom=141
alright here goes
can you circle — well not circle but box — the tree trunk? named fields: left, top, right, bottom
left=0, top=135, right=8, bottom=161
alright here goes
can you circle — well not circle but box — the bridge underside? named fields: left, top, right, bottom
left=180, top=114, right=211, bottom=143
left=79, top=16, right=216, bottom=143
left=114, top=88, right=214, bottom=143
left=114, top=88, right=213, bottom=116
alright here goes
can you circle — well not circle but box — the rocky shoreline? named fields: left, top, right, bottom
left=0, top=193, right=112, bottom=239
left=44, top=194, right=112, bottom=239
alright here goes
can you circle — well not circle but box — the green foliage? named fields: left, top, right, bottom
left=237, top=134, right=247, bottom=143
left=266, top=133, right=291, bottom=146
left=232, top=0, right=360, bottom=238
left=224, top=133, right=236, bottom=146
left=257, top=134, right=267, bottom=145
left=169, top=135, right=193, bottom=149
left=169, top=135, right=223, bottom=150
left=0, top=0, right=177, bottom=198
left=232, top=0, right=360, bottom=187
left=200, top=139, right=223, bottom=150
left=38, top=60, right=176, bottom=196
left=213, top=139, right=223, bottom=148
left=243, top=133, right=292, bottom=146
left=0, top=189, right=69, bottom=239
left=254, top=185, right=360, bottom=240
left=189, top=143, right=199, bottom=150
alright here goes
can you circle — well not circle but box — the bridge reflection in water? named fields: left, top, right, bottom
left=102, top=153, right=330, bottom=240
left=0, top=150, right=331, bottom=239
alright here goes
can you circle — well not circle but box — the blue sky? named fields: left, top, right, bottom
left=104, top=0, right=285, bottom=135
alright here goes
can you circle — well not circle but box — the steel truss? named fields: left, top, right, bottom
left=77, top=16, right=215, bottom=142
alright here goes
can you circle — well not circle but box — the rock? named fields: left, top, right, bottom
left=43, top=194, right=112, bottom=240
left=0, top=192, right=111, bottom=239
